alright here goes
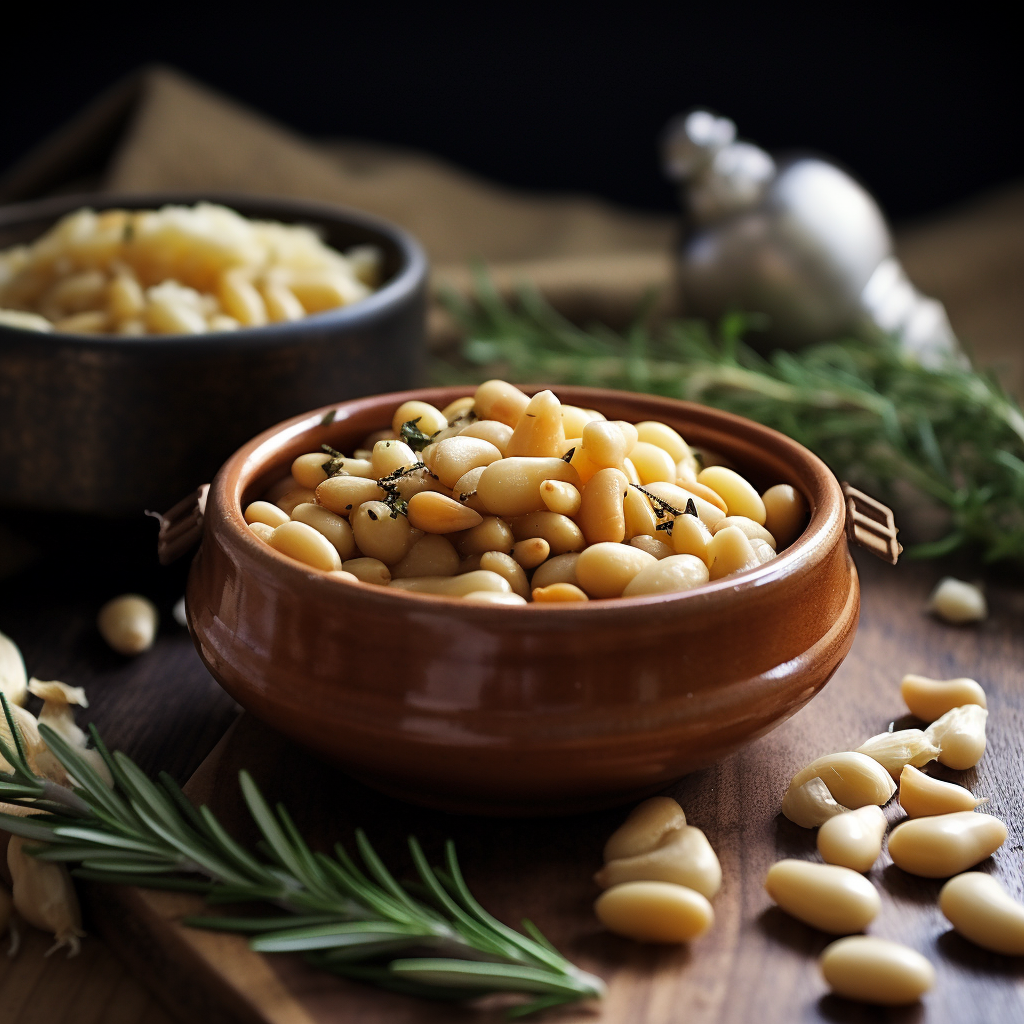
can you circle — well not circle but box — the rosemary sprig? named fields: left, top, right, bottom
left=0, top=696, right=603, bottom=1016
left=434, top=278, right=1024, bottom=565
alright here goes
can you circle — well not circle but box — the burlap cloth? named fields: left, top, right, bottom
left=2, top=65, right=1021, bottom=394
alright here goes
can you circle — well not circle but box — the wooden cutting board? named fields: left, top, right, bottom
left=82, top=555, right=1024, bottom=1024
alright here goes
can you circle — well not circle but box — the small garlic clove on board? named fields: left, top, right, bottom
left=764, top=860, right=880, bottom=934
left=595, top=880, right=714, bottom=943
left=856, top=729, right=939, bottom=780
left=603, top=796, right=687, bottom=862
left=1, top=629, right=29, bottom=707
left=820, top=936, right=935, bottom=1005
left=97, top=594, right=159, bottom=656
left=781, top=777, right=850, bottom=828
left=927, top=577, right=987, bottom=624
left=924, top=705, right=988, bottom=770
left=939, top=873, right=1024, bottom=955
left=898, top=765, right=985, bottom=818
left=887, top=812, right=1007, bottom=878
left=786, top=752, right=896, bottom=810
left=817, top=805, right=888, bottom=873
left=900, top=673, right=986, bottom=722
left=7, top=835, right=86, bottom=956
left=595, top=824, right=722, bottom=899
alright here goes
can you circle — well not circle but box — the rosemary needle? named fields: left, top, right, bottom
left=0, top=695, right=604, bottom=1016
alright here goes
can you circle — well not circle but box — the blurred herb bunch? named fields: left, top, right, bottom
left=433, top=278, right=1024, bottom=566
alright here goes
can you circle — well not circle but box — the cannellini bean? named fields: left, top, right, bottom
left=669, top=511, right=713, bottom=565
left=630, top=536, right=674, bottom=559
left=887, top=812, right=1007, bottom=877
left=441, top=396, right=475, bottom=423
left=530, top=552, right=580, bottom=589
left=764, top=860, right=880, bottom=934
left=97, top=594, right=159, bottom=656
left=389, top=535, right=460, bottom=579
left=428, top=436, right=503, bottom=489
left=388, top=465, right=446, bottom=502
left=462, top=591, right=528, bottom=606
left=712, top=516, right=777, bottom=549
left=350, top=501, right=421, bottom=565
left=509, top=512, right=585, bottom=555
left=391, top=400, right=448, bottom=438
left=568, top=443, right=603, bottom=486
left=928, top=577, right=987, bottom=623
left=856, top=729, right=939, bottom=780
left=635, top=421, right=690, bottom=463
left=621, top=456, right=641, bottom=486
left=290, top=503, right=355, bottom=559
left=473, top=379, right=530, bottom=427
left=749, top=538, right=776, bottom=565
left=460, top=419, right=514, bottom=454
left=269, top=521, right=343, bottom=572
left=642, top=482, right=725, bottom=531
left=532, top=583, right=589, bottom=603
left=218, top=269, right=267, bottom=326
left=505, top=389, right=565, bottom=457
left=560, top=404, right=600, bottom=437
left=291, top=452, right=330, bottom=489
left=604, top=797, right=687, bottom=861
left=511, top=537, right=550, bottom=569
left=924, top=705, right=988, bottom=769
left=248, top=522, right=275, bottom=542
left=455, top=517, right=515, bottom=557
left=595, top=881, right=713, bottom=943
left=476, top=457, right=580, bottom=518
left=391, top=570, right=512, bottom=597
left=898, top=765, right=985, bottom=818
left=939, top=873, right=1024, bottom=955
left=707, top=526, right=759, bottom=581
left=245, top=500, right=290, bottom=529
left=274, top=487, right=317, bottom=515
left=451, top=466, right=488, bottom=513
left=596, top=825, right=722, bottom=899
left=259, top=281, right=305, bottom=322
left=817, top=806, right=888, bottom=872
left=622, top=485, right=658, bottom=539
left=787, top=752, right=897, bottom=809
left=762, top=484, right=808, bottom=548
left=781, top=777, right=850, bottom=828
left=576, top=543, right=656, bottom=599
left=316, top=476, right=385, bottom=515
left=371, top=439, right=418, bottom=478
left=622, top=554, right=709, bottom=597
left=629, top=441, right=677, bottom=484
left=698, top=466, right=766, bottom=524
left=342, top=558, right=391, bottom=586
left=819, top=936, right=935, bottom=1005
left=326, top=569, right=360, bottom=585
left=479, top=551, right=530, bottom=598
left=406, top=492, right=483, bottom=533
left=322, top=456, right=375, bottom=478
left=900, top=673, right=986, bottom=722
left=540, top=479, right=582, bottom=516
left=581, top=420, right=629, bottom=468
left=577, top=468, right=629, bottom=544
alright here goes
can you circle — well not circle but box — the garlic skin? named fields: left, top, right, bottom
left=856, top=729, right=939, bottom=780
left=603, top=796, right=687, bottom=862
left=97, top=594, right=159, bottom=656
left=781, top=777, right=850, bottom=828
left=7, top=835, right=86, bottom=956
left=924, top=705, right=988, bottom=770
left=0, top=628, right=28, bottom=707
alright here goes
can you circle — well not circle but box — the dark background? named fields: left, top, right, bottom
left=1, top=10, right=1018, bottom=223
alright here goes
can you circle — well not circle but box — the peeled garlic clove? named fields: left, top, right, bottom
left=898, top=765, right=985, bottom=818
left=37, top=701, right=88, bottom=748
left=595, top=880, right=714, bottom=943
left=924, top=705, right=988, bottom=769
left=764, top=860, right=880, bottom=934
left=927, top=577, right=987, bottom=624
left=817, top=806, right=888, bottom=873
left=939, top=872, right=1024, bottom=955
left=1, top=701, right=46, bottom=772
left=856, top=729, right=939, bottom=780
left=0, top=628, right=28, bottom=707
left=7, top=835, right=86, bottom=956
left=900, top=673, right=986, bottom=722
left=595, top=824, right=722, bottom=899
left=603, top=796, right=686, bottom=862
left=887, top=811, right=1007, bottom=878
left=820, top=936, right=935, bottom=1005
left=787, top=751, right=896, bottom=810
left=28, top=678, right=88, bottom=706
left=97, top=594, right=159, bottom=656
left=781, top=777, right=850, bottom=828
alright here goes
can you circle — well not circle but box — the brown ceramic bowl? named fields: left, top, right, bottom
left=186, top=385, right=859, bottom=815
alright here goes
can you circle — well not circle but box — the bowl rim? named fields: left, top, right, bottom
left=206, top=384, right=847, bottom=618
left=0, top=191, right=428, bottom=348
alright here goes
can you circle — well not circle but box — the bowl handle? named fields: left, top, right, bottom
left=149, top=484, right=209, bottom=565
left=841, top=482, right=902, bottom=564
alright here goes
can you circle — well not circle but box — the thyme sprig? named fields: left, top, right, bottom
left=435, top=279, right=1024, bottom=565
left=0, top=696, right=603, bottom=1016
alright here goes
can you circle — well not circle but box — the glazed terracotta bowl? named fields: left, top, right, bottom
left=186, top=386, right=859, bottom=815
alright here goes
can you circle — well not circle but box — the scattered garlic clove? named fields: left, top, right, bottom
left=595, top=880, right=714, bottom=943
left=900, top=673, right=986, bottom=722
left=787, top=752, right=897, bottom=810
left=595, top=824, right=722, bottom=899
left=820, top=936, right=935, bottom=1005
left=0, top=628, right=28, bottom=707
left=817, top=806, right=888, bottom=873
left=927, top=577, right=987, bottom=624
left=939, top=873, right=1024, bottom=955
left=764, top=860, right=880, bottom=934
left=172, top=596, right=188, bottom=628
left=898, top=765, right=985, bottom=818
left=924, top=705, right=988, bottom=770
left=603, top=796, right=686, bottom=862
left=887, top=812, right=1007, bottom=878
left=7, top=835, right=86, bottom=956
left=781, top=777, right=850, bottom=828
left=97, top=594, right=159, bottom=656
left=856, top=729, right=939, bottom=780
left=0, top=701, right=46, bottom=773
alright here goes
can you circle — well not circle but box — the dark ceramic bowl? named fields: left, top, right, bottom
left=186, top=385, right=860, bottom=815
left=0, top=193, right=427, bottom=516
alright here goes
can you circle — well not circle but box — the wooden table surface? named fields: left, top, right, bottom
left=1, top=512, right=1022, bottom=1024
